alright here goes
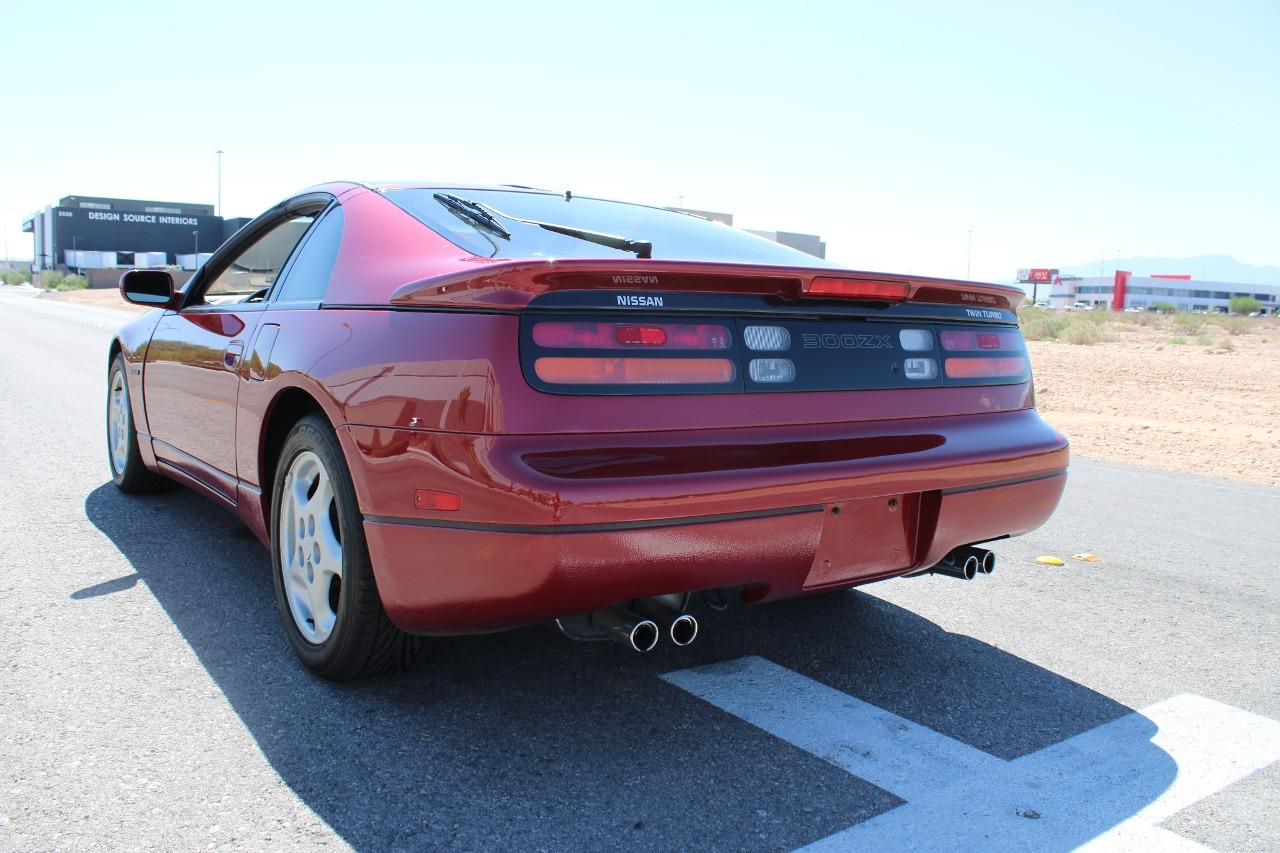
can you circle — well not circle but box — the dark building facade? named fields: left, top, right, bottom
left=23, top=195, right=250, bottom=272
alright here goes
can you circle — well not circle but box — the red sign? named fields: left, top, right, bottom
left=1017, top=268, right=1058, bottom=283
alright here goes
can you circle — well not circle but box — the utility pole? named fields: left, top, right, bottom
left=216, top=150, right=224, bottom=216
left=193, top=230, right=199, bottom=269
left=966, top=229, right=973, bottom=279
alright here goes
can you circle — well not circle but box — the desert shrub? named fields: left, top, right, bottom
left=1169, top=336, right=1187, bottom=345
left=1172, top=313, right=1203, bottom=334
left=53, top=274, right=89, bottom=291
left=1229, top=296, right=1262, bottom=315
left=1061, top=321, right=1104, bottom=345
left=40, top=271, right=65, bottom=290
left=1194, top=334, right=1213, bottom=346
left=1, top=270, right=29, bottom=285
left=1129, top=311, right=1159, bottom=326
left=1078, top=309, right=1112, bottom=324
left=1208, top=314, right=1250, bottom=336
left=1023, top=315, right=1068, bottom=341
left=1152, top=301, right=1177, bottom=314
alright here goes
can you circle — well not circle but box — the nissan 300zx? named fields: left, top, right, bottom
left=106, top=183, right=1068, bottom=679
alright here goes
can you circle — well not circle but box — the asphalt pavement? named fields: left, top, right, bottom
left=1, top=286, right=1277, bottom=851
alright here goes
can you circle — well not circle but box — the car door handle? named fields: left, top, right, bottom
left=223, top=340, right=245, bottom=370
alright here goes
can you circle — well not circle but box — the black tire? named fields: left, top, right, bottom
left=270, top=413, right=426, bottom=680
left=107, top=353, right=170, bottom=494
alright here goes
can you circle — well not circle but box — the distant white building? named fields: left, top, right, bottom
left=1048, top=274, right=1279, bottom=313
left=669, top=208, right=826, bottom=259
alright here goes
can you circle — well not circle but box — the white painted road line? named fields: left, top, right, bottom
left=662, top=655, right=1002, bottom=801
left=663, top=657, right=1280, bottom=852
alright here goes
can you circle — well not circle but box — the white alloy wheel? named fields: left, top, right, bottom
left=108, top=369, right=130, bottom=475
left=278, top=450, right=344, bottom=643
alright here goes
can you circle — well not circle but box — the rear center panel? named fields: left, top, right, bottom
left=518, top=291, right=1028, bottom=396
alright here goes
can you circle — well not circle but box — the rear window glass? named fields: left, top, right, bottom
left=384, top=188, right=838, bottom=267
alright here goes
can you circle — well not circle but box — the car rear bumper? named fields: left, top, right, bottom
left=341, top=409, right=1068, bottom=634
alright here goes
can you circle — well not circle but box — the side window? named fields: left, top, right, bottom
left=274, top=205, right=344, bottom=303
left=201, top=215, right=316, bottom=304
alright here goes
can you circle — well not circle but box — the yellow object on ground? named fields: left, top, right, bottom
left=1035, top=556, right=1066, bottom=566
left=1072, top=553, right=1101, bottom=562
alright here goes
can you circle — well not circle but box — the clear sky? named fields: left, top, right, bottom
left=1, top=0, right=1277, bottom=281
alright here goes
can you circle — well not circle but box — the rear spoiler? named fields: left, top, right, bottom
left=387, top=258, right=1025, bottom=312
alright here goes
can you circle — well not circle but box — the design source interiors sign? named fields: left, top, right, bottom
left=52, top=206, right=226, bottom=257
left=83, top=210, right=201, bottom=226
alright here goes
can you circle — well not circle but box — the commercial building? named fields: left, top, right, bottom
left=1047, top=272, right=1279, bottom=313
left=670, top=207, right=826, bottom=259
left=22, top=195, right=250, bottom=274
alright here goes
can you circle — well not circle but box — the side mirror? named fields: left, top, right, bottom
left=119, top=269, right=176, bottom=308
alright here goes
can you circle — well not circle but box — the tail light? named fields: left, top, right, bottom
left=534, top=357, right=736, bottom=385
left=532, top=321, right=731, bottom=350
left=939, top=329, right=1022, bottom=351
left=747, top=358, right=795, bottom=383
left=944, top=356, right=1029, bottom=379
left=936, top=325, right=1029, bottom=381
left=524, top=316, right=1028, bottom=393
left=803, top=278, right=910, bottom=302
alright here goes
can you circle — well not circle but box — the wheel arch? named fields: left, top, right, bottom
left=259, top=384, right=339, bottom=532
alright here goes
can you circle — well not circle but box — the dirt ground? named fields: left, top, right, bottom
left=48, top=287, right=150, bottom=314
left=41, top=289, right=1280, bottom=486
left=1028, top=314, right=1280, bottom=487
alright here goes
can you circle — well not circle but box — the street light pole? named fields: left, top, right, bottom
left=192, top=230, right=199, bottom=269
left=216, top=149, right=224, bottom=216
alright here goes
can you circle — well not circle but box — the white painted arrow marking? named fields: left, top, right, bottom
left=663, top=656, right=1280, bottom=851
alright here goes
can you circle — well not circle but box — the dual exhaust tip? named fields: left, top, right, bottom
left=930, top=545, right=996, bottom=580
left=591, top=602, right=698, bottom=652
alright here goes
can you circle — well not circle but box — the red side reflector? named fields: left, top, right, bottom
left=414, top=489, right=461, bottom=511
left=804, top=278, right=910, bottom=302
left=534, top=357, right=736, bottom=384
left=615, top=325, right=667, bottom=346
left=944, top=356, right=1028, bottom=378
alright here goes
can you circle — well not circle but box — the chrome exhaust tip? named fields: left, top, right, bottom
left=591, top=605, right=660, bottom=652
left=929, top=551, right=977, bottom=580
left=979, top=550, right=996, bottom=574
left=670, top=613, right=699, bottom=647
left=629, top=619, right=660, bottom=653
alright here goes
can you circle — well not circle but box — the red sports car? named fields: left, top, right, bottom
left=107, top=182, right=1068, bottom=680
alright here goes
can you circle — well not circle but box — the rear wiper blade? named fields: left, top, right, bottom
left=433, top=192, right=511, bottom=241
left=437, top=192, right=653, bottom=259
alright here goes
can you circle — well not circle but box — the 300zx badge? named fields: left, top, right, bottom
left=801, top=333, right=894, bottom=350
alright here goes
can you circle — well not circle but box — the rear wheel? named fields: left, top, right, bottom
left=107, top=353, right=169, bottom=493
left=270, top=414, right=426, bottom=680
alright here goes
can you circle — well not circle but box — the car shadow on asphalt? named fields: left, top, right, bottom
left=85, top=483, right=1175, bottom=852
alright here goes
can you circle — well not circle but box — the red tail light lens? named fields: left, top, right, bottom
left=944, top=356, right=1029, bottom=378
left=534, top=357, right=736, bottom=385
left=616, top=325, right=667, bottom=346
left=939, top=329, right=1023, bottom=351
left=804, top=278, right=910, bottom=302
left=532, top=322, right=730, bottom=350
